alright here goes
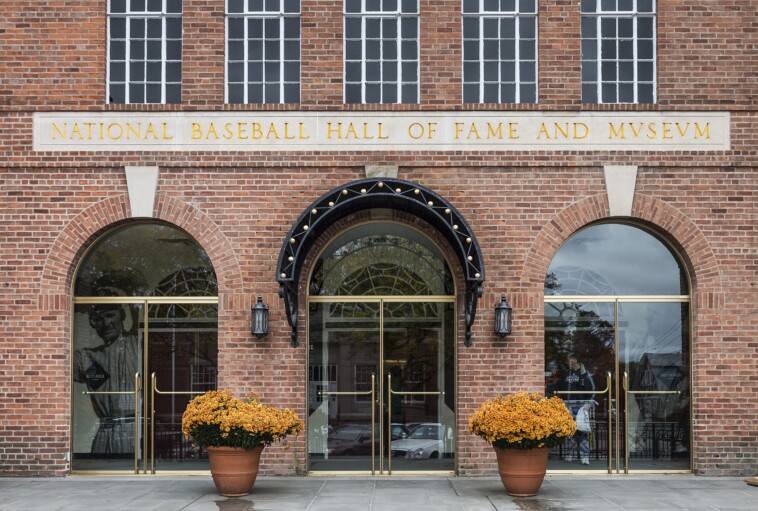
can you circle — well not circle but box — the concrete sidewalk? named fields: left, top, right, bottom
left=0, top=475, right=755, bottom=511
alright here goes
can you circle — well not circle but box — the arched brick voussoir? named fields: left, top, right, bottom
left=519, top=193, right=722, bottom=296
left=39, top=193, right=242, bottom=303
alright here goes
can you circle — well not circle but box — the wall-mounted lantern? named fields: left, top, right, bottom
left=251, top=296, right=269, bottom=339
left=494, top=295, right=512, bottom=337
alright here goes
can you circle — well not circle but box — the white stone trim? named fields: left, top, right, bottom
left=604, top=165, right=638, bottom=217
left=365, top=165, right=398, bottom=178
left=125, top=166, right=159, bottom=218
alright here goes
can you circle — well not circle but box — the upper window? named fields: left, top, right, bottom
left=462, top=0, right=537, bottom=104
left=581, top=0, right=656, bottom=104
left=344, top=0, right=419, bottom=104
left=107, top=0, right=182, bottom=104
left=226, top=0, right=301, bottom=104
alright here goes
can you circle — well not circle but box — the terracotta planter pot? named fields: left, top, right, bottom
left=493, top=446, right=550, bottom=497
left=206, top=445, right=264, bottom=497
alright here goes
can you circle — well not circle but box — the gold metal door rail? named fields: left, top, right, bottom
left=318, top=374, right=376, bottom=474
left=554, top=372, right=613, bottom=473
left=82, top=373, right=141, bottom=474
left=150, top=373, right=205, bottom=474
left=622, top=371, right=680, bottom=474
left=386, top=372, right=444, bottom=475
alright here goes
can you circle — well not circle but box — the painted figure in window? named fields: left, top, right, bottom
left=74, top=275, right=141, bottom=454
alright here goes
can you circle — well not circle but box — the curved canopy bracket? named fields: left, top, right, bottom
left=276, top=177, right=485, bottom=347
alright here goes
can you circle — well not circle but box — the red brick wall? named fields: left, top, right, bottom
left=0, top=0, right=756, bottom=477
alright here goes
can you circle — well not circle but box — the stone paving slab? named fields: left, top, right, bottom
left=0, top=475, right=755, bottom=511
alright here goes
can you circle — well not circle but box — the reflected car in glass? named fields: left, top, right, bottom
left=390, top=423, right=444, bottom=459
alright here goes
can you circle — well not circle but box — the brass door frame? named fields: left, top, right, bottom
left=150, top=373, right=205, bottom=474
left=554, top=372, right=613, bottom=474
left=318, top=374, right=376, bottom=474
left=386, top=372, right=444, bottom=475
left=306, top=296, right=455, bottom=475
left=81, top=373, right=141, bottom=474
left=71, top=296, right=218, bottom=475
left=544, top=295, right=691, bottom=475
left=622, top=371, right=681, bottom=474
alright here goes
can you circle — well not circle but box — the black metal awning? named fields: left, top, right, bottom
left=276, top=177, right=484, bottom=347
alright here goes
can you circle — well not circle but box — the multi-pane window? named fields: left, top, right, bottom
left=226, top=0, right=300, bottom=103
left=344, top=0, right=419, bottom=104
left=581, top=0, right=656, bottom=103
left=107, top=0, right=182, bottom=104
left=462, top=0, right=537, bottom=104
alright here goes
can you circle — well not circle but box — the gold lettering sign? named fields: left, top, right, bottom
left=33, top=112, right=729, bottom=152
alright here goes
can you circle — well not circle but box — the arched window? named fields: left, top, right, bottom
left=544, top=223, right=691, bottom=473
left=72, top=223, right=217, bottom=473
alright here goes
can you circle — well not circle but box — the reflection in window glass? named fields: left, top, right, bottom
left=107, top=0, right=182, bottom=104
left=462, top=0, right=537, bottom=103
left=546, top=223, right=686, bottom=296
left=310, top=223, right=453, bottom=296
left=75, top=224, right=217, bottom=298
left=581, top=0, right=655, bottom=104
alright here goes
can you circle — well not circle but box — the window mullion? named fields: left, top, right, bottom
left=479, top=15, right=484, bottom=102
left=514, top=15, right=520, bottom=103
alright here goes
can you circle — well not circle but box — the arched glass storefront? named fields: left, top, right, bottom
left=72, top=223, right=218, bottom=473
left=544, top=223, right=691, bottom=473
left=307, top=223, right=456, bottom=474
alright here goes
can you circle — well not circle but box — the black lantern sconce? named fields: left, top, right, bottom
left=251, top=296, right=269, bottom=339
left=494, top=295, right=512, bottom=337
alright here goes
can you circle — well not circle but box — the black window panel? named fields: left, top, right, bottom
left=638, top=83, right=654, bottom=103
left=130, top=39, right=145, bottom=58
left=462, top=17, right=478, bottom=38
left=501, top=83, right=516, bottom=102
left=382, top=83, right=397, bottom=103
left=401, top=18, right=417, bottom=38
left=345, top=84, right=361, bottom=103
left=110, top=62, right=126, bottom=82
left=265, top=18, right=280, bottom=38
left=401, top=83, right=417, bottom=103
left=166, top=62, right=181, bottom=82
left=345, top=0, right=361, bottom=14
left=521, top=18, right=536, bottom=38
left=346, top=40, right=362, bottom=60
left=383, top=40, right=397, bottom=59
left=130, top=18, right=146, bottom=37
left=601, top=0, right=615, bottom=11
left=110, top=41, right=126, bottom=60
left=463, top=62, right=479, bottom=81
left=365, top=83, right=381, bottom=103
left=618, top=0, right=633, bottom=10
left=401, top=40, right=417, bottom=60
left=618, top=17, right=633, bottom=38
left=401, top=0, right=417, bottom=13
left=366, top=18, right=380, bottom=38
left=265, top=42, right=279, bottom=60
left=463, top=40, right=479, bottom=60
left=501, top=18, right=515, bottom=38
left=111, top=0, right=127, bottom=13
left=284, top=41, right=299, bottom=60
left=383, top=61, right=398, bottom=81
left=501, top=0, right=515, bottom=11
left=147, top=18, right=162, bottom=38
left=402, top=62, right=417, bottom=81
left=248, top=18, right=263, bottom=36
left=519, top=40, right=535, bottom=59
left=249, top=62, right=263, bottom=81
left=228, top=84, right=244, bottom=103
left=229, top=40, right=245, bottom=60
left=110, top=17, right=127, bottom=38
left=366, top=40, right=381, bottom=60
left=463, top=0, right=478, bottom=13
left=130, top=0, right=146, bottom=11
left=166, top=18, right=181, bottom=38
left=248, top=83, right=264, bottom=102
left=384, top=0, right=398, bottom=11
left=601, top=82, right=616, bottom=102
left=109, top=84, right=126, bottom=103
left=284, top=62, right=300, bottom=81
left=581, top=17, right=596, bottom=38
left=601, top=39, right=616, bottom=60
left=366, top=0, right=381, bottom=12
left=581, top=61, right=597, bottom=82
left=618, top=83, right=634, bottom=102
left=484, top=61, right=498, bottom=81
left=166, top=0, right=181, bottom=12
left=600, top=17, right=616, bottom=38
left=228, top=0, right=245, bottom=12
left=601, top=61, right=617, bottom=81
left=520, top=61, right=535, bottom=82
left=146, top=83, right=162, bottom=103
left=147, top=61, right=162, bottom=81
left=345, top=62, right=362, bottom=82
left=366, top=61, right=381, bottom=81
left=618, top=39, right=634, bottom=59
left=147, top=40, right=162, bottom=60
left=265, top=0, right=278, bottom=11
left=484, top=0, right=498, bottom=11
left=284, top=18, right=300, bottom=38
left=500, top=39, right=515, bottom=59
left=166, top=40, right=181, bottom=59
left=130, top=61, right=145, bottom=81
left=501, top=61, right=515, bottom=81
left=463, top=83, right=479, bottom=103
left=265, top=83, right=280, bottom=103
left=581, top=39, right=597, bottom=60
left=382, top=20, right=398, bottom=38
left=619, top=61, right=634, bottom=81
left=228, top=18, right=245, bottom=38
left=284, top=83, right=299, bottom=103
left=483, top=40, right=498, bottom=60
left=519, top=83, right=535, bottom=103
left=345, top=18, right=361, bottom=38
left=639, top=61, right=654, bottom=82
left=265, top=62, right=280, bottom=79
left=638, top=0, right=654, bottom=13
left=284, top=0, right=299, bottom=13
left=483, top=83, right=498, bottom=103
left=228, top=62, right=245, bottom=82
left=638, top=18, right=654, bottom=38
left=638, top=39, right=654, bottom=60
left=581, top=0, right=596, bottom=12
left=249, top=40, right=263, bottom=59
left=582, top=83, right=597, bottom=102
left=129, top=83, right=145, bottom=102
left=483, top=18, right=498, bottom=39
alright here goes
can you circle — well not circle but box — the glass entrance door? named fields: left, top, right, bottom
left=544, top=299, right=690, bottom=473
left=307, top=299, right=455, bottom=474
left=72, top=299, right=218, bottom=473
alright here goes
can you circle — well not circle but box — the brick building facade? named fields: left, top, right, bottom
left=1, top=1, right=756, bottom=477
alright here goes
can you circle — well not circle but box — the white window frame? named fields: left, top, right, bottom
left=343, top=0, right=420, bottom=104
left=225, top=0, right=301, bottom=104
left=106, top=0, right=182, bottom=104
left=581, top=0, right=656, bottom=104
left=462, top=0, right=538, bottom=104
